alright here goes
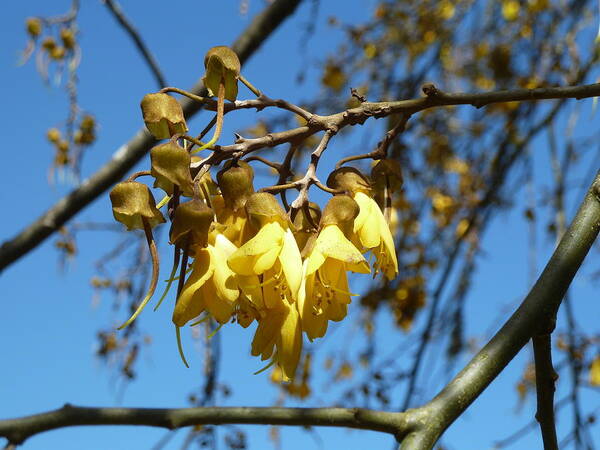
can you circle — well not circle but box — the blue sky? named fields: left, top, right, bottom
left=1, top=1, right=600, bottom=449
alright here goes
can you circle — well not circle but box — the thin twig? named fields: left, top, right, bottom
left=532, top=332, right=559, bottom=450
left=103, top=0, right=167, bottom=88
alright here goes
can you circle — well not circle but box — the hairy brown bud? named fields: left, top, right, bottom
left=46, top=128, right=61, bottom=144
left=320, top=195, right=360, bottom=236
left=110, top=181, right=165, bottom=231
left=60, top=28, right=76, bottom=50
left=203, top=46, right=241, bottom=102
left=326, top=166, right=371, bottom=194
left=140, top=93, right=187, bottom=140
left=293, top=202, right=321, bottom=252
left=26, top=18, right=42, bottom=38
left=371, top=159, right=403, bottom=191
left=245, top=192, right=288, bottom=228
left=216, top=160, right=254, bottom=211
left=150, top=142, right=194, bottom=196
left=169, top=199, right=213, bottom=249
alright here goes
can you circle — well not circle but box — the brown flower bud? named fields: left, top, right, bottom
left=245, top=192, right=288, bottom=228
left=46, top=128, right=61, bottom=144
left=320, top=195, right=360, bottom=236
left=169, top=199, right=213, bottom=249
left=150, top=142, right=194, bottom=196
left=326, top=167, right=371, bottom=194
left=79, top=115, right=95, bottom=133
left=56, top=140, right=69, bottom=153
left=60, top=28, right=76, bottom=49
left=371, top=159, right=403, bottom=191
left=203, top=46, right=241, bottom=102
left=41, top=37, right=56, bottom=51
left=26, top=18, right=42, bottom=38
left=216, top=160, right=254, bottom=211
left=49, top=46, right=66, bottom=60
left=110, top=181, right=165, bottom=231
left=140, top=93, right=187, bottom=140
left=292, top=202, right=321, bottom=252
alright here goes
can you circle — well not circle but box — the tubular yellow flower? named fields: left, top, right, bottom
left=251, top=301, right=302, bottom=381
left=327, top=167, right=398, bottom=280
left=227, top=194, right=303, bottom=306
left=353, top=191, right=398, bottom=279
left=299, top=223, right=369, bottom=340
left=172, top=234, right=240, bottom=326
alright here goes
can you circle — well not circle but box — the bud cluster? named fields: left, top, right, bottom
left=109, top=47, right=401, bottom=381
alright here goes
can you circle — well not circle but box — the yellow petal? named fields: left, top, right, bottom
left=251, top=307, right=286, bottom=357
left=228, top=222, right=283, bottom=275
left=353, top=191, right=373, bottom=232
left=278, top=228, right=303, bottom=300
left=172, top=250, right=214, bottom=326
left=204, top=283, right=235, bottom=324
left=209, top=245, right=240, bottom=303
left=237, top=274, right=264, bottom=310
left=315, top=225, right=369, bottom=273
left=278, top=304, right=302, bottom=380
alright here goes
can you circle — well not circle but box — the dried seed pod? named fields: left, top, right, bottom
left=202, top=46, right=241, bottom=102
left=110, top=181, right=165, bottom=231
left=150, top=142, right=194, bottom=196
left=140, top=93, right=187, bottom=140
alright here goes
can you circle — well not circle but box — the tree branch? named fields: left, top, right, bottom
left=533, top=332, right=559, bottom=450
left=0, top=0, right=303, bottom=273
left=103, top=0, right=167, bottom=88
left=0, top=404, right=410, bottom=446
left=399, top=170, right=600, bottom=449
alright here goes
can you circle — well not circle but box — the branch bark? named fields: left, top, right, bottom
left=399, top=170, right=600, bottom=449
left=533, top=332, right=559, bottom=450
left=0, top=0, right=303, bottom=273
left=0, top=404, right=410, bottom=446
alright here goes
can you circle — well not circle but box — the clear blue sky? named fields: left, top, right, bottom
left=1, top=1, right=600, bottom=449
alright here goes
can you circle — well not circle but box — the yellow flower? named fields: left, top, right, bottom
left=212, top=194, right=255, bottom=247
left=227, top=194, right=303, bottom=308
left=173, top=234, right=241, bottom=326
left=299, top=224, right=369, bottom=340
left=353, top=191, right=398, bottom=279
left=251, top=301, right=302, bottom=381
left=228, top=221, right=302, bottom=307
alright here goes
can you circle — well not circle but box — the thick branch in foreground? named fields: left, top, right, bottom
left=0, top=0, right=302, bottom=273
left=399, top=171, right=600, bottom=449
left=0, top=404, right=410, bottom=446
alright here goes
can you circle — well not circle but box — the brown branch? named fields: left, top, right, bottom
left=0, top=0, right=303, bottom=273
left=335, top=113, right=409, bottom=168
left=189, top=82, right=600, bottom=164
left=0, top=404, right=411, bottom=446
left=533, top=332, right=559, bottom=450
left=103, top=0, right=167, bottom=88
left=400, top=171, right=600, bottom=449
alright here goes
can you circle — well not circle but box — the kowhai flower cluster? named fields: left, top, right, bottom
left=109, top=46, right=400, bottom=381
